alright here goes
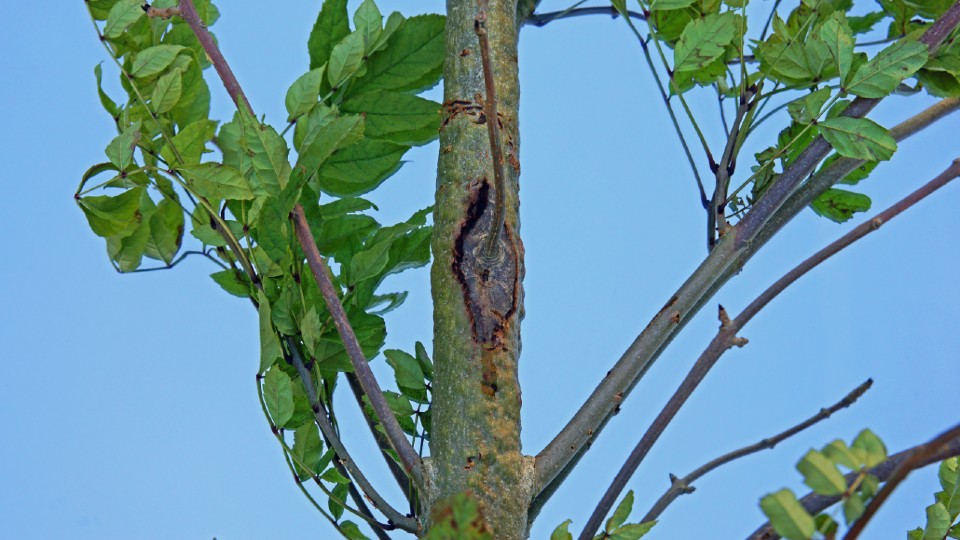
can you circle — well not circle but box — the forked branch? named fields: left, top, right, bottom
left=533, top=3, right=960, bottom=508
left=577, top=157, right=960, bottom=539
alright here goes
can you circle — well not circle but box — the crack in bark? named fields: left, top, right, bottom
left=451, top=178, right=520, bottom=355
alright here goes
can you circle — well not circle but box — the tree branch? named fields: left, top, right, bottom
left=577, top=156, right=960, bottom=539
left=524, top=6, right=647, bottom=27
left=291, top=207, right=424, bottom=490
left=178, top=0, right=424, bottom=504
left=532, top=4, right=960, bottom=504
left=842, top=422, right=960, bottom=540
left=178, top=0, right=251, bottom=113
left=748, top=428, right=960, bottom=540
left=286, top=341, right=418, bottom=533
left=709, top=86, right=757, bottom=249
left=642, top=380, right=873, bottom=523
left=735, top=0, right=960, bottom=248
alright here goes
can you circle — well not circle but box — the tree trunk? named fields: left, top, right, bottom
left=426, top=0, right=532, bottom=535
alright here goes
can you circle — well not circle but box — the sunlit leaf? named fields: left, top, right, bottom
left=819, top=117, right=896, bottom=161
left=760, top=489, right=816, bottom=540
left=845, top=40, right=928, bottom=97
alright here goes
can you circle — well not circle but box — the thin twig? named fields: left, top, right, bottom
left=286, top=341, right=418, bottom=532
left=842, top=428, right=960, bottom=538
left=116, top=250, right=227, bottom=273
left=576, top=158, right=960, bottom=540
left=748, top=431, right=960, bottom=540
left=620, top=7, right=708, bottom=208
left=642, top=380, right=872, bottom=522
left=524, top=5, right=647, bottom=26
left=475, top=3, right=508, bottom=260
left=291, top=206, right=424, bottom=489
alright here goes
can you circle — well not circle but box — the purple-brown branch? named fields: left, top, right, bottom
left=524, top=6, right=648, bottom=27
left=291, top=207, right=424, bottom=488
left=748, top=431, right=960, bottom=539
left=577, top=158, right=960, bottom=539
left=178, top=0, right=251, bottom=113
left=177, top=0, right=423, bottom=495
left=642, top=379, right=873, bottom=523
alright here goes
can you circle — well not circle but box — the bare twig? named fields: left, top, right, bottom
left=576, top=158, right=960, bottom=539
left=524, top=5, right=647, bottom=27
left=643, top=380, right=873, bottom=523
left=291, top=207, right=424, bottom=489
left=286, top=341, right=418, bottom=533
left=842, top=422, right=960, bottom=540
left=475, top=3, right=508, bottom=260
left=748, top=431, right=960, bottom=540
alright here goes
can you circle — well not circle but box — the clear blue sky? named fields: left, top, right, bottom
left=1, top=1, right=958, bottom=538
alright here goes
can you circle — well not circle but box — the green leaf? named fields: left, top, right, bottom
left=151, top=68, right=183, bottom=114
left=144, top=198, right=183, bottom=264
left=240, top=109, right=291, bottom=196
left=608, top=521, right=656, bottom=540
left=78, top=187, right=145, bottom=237
left=285, top=67, right=325, bottom=122
left=674, top=12, right=738, bottom=73
left=550, top=520, right=573, bottom=540
left=104, top=0, right=145, bottom=38
left=842, top=492, right=865, bottom=525
left=339, top=521, right=371, bottom=540
left=938, top=458, right=960, bottom=516
left=607, top=490, right=634, bottom=532
left=787, top=87, right=832, bottom=124
left=797, top=450, right=847, bottom=496
left=210, top=269, right=252, bottom=298
left=350, top=237, right=394, bottom=284
left=848, top=11, right=886, bottom=34
left=818, top=13, right=855, bottom=82
left=263, top=366, right=295, bottom=427
left=94, top=63, right=120, bottom=117
left=353, top=0, right=383, bottom=52
left=328, top=32, right=366, bottom=88
left=384, top=349, right=426, bottom=401
left=297, top=107, right=365, bottom=179
left=811, top=188, right=872, bottom=222
left=819, top=117, right=897, bottom=161
left=308, top=0, right=351, bottom=70
left=316, top=139, right=407, bottom=196
left=105, top=128, right=140, bottom=171
left=177, top=163, right=255, bottom=200
left=258, top=291, right=284, bottom=373
left=340, top=91, right=440, bottom=146
left=760, top=489, right=816, bottom=540
left=415, top=341, right=434, bottom=380
left=821, top=439, right=861, bottom=470
left=162, top=119, right=217, bottom=165
left=350, top=15, right=445, bottom=94
left=845, top=40, right=929, bottom=98
left=924, top=502, right=952, bottom=540
left=650, top=0, right=699, bottom=10
left=300, top=307, right=324, bottom=356
left=320, top=467, right=351, bottom=484
left=292, top=423, right=324, bottom=480
left=107, top=191, right=153, bottom=272
left=131, top=45, right=185, bottom=79
left=851, top=429, right=888, bottom=467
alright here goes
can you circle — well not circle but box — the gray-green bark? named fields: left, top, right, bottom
left=426, top=0, right=533, bottom=536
